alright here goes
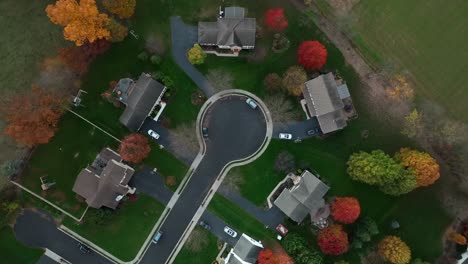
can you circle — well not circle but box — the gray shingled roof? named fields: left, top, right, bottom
left=225, top=234, right=263, bottom=264
left=72, top=148, right=135, bottom=209
left=119, top=73, right=166, bottom=132
left=224, top=6, right=245, bottom=18
left=303, top=73, right=347, bottom=134
left=274, top=170, right=329, bottom=223
left=198, top=17, right=256, bottom=48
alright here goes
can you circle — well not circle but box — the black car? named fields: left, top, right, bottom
left=307, top=127, right=321, bottom=135
left=78, top=242, right=91, bottom=254
left=202, top=127, right=209, bottom=138
left=199, top=220, right=211, bottom=230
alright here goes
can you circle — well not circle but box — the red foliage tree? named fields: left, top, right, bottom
left=331, top=197, right=361, bottom=224
left=258, top=248, right=293, bottom=264
left=317, top=224, right=349, bottom=255
left=58, top=47, right=90, bottom=76
left=81, top=39, right=111, bottom=59
left=1, top=85, right=66, bottom=146
left=119, top=134, right=151, bottom=163
left=265, top=8, right=288, bottom=31
left=298, top=41, right=328, bottom=70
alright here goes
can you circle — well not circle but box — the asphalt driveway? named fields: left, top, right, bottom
left=14, top=209, right=111, bottom=264
left=141, top=96, right=267, bottom=264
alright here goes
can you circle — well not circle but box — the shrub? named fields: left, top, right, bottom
left=187, top=44, right=206, bottom=65
left=378, top=236, right=411, bottom=264
left=263, top=73, right=282, bottom=92
left=282, top=66, right=307, bottom=96
left=265, top=8, right=288, bottom=31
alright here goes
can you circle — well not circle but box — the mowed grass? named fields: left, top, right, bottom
left=0, top=227, right=44, bottom=264
left=351, top=0, right=468, bottom=121
left=63, top=194, right=164, bottom=261
left=20, top=112, right=118, bottom=217
left=173, top=227, right=219, bottom=264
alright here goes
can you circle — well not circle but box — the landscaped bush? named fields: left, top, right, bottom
left=378, top=236, right=411, bottom=264
left=350, top=217, right=379, bottom=249
left=282, top=66, right=307, bottom=96
left=137, top=51, right=149, bottom=61
left=187, top=44, right=206, bottom=65
left=272, top=33, right=291, bottom=53
left=263, top=73, right=282, bottom=92
left=317, top=224, right=349, bottom=255
left=331, top=197, right=361, bottom=224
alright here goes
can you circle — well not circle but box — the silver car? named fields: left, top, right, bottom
left=223, top=226, right=238, bottom=238
left=279, top=133, right=292, bottom=140
left=245, top=98, right=258, bottom=109
left=148, top=129, right=160, bottom=140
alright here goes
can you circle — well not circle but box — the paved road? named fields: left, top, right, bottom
left=36, top=255, right=56, bottom=264
left=14, top=209, right=111, bottom=264
left=170, top=16, right=216, bottom=97
left=273, top=118, right=321, bottom=140
left=141, top=96, right=267, bottom=264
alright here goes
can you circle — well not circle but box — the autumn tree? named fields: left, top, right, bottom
left=264, top=73, right=282, bottom=92
left=386, top=74, right=414, bottom=101
left=317, top=224, right=349, bottom=255
left=401, top=109, right=423, bottom=138
left=378, top=236, right=411, bottom=264
left=187, top=44, right=206, bottom=65
left=298, top=41, right=328, bottom=70
left=102, top=0, right=136, bottom=19
left=449, top=232, right=467, bottom=245
left=58, top=47, right=90, bottom=76
left=265, top=8, right=288, bottom=31
left=395, top=148, right=440, bottom=187
left=0, top=86, right=66, bottom=147
left=282, top=66, right=307, bottom=96
left=108, top=18, right=128, bottom=42
left=46, top=0, right=111, bottom=46
left=379, top=169, right=417, bottom=196
left=331, top=197, right=361, bottom=224
left=119, top=134, right=151, bottom=163
left=258, top=248, right=294, bottom=264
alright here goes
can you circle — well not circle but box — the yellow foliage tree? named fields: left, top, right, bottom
left=395, top=148, right=440, bottom=187
left=401, top=109, right=423, bottom=138
left=102, top=0, right=136, bottom=19
left=46, top=0, right=111, bottom=46
left=187, top=44, right=206, bottom=65
left=108, top=18, right=128, bottom=42
left=378, top=236, right=411, bottom=264
left=386, top=74, right=414, bottom=101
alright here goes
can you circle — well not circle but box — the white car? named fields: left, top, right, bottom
left=245, top=98, right=258, bottom=109
left=223, top=226, right=238, bottom=238
left=148, top=129, right=160, bottom=140
left=279, top=133, right=292, bottom=140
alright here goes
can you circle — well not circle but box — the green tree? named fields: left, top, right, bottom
left=379, top=170, right=417, bottom=196
left=107, top=18, right=128, bottom=42
left=411, top=258, right=430, bottom=264
left=282, top=233, right=323, bottom=264
left=187, top=44, right=206, bottom=65
left=347, top=150, right=403, bottom=186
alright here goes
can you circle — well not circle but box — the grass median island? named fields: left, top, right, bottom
left=173, top=227, right=219, bottom=264
left=0, top=227, right=44, bottom=264
left=63, top=194, right=164, bottom=261
left=20, top=112, right=118, bottom=217
left=208, top=194, right=276, bottom=241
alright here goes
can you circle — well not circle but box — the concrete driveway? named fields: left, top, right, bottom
left=14, top=209, right=111, bottom=264
left=140, top=95, right=268, bottom=264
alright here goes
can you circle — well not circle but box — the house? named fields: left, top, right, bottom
left=223, top=233, right=264, bottom=264
left=302, top=73, right=356, bottom=134
left=114, top=73, right=167, bottom=132
left=273, top=170, right=329, bottom=223
left=198, top=6, right=256, bottom=55
left=72, top=148, right=136, bottom=209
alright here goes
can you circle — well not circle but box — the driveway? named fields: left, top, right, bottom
left=14, top=209, right=111, bottom=264
left=130, top=167, right=173, bottom=205
left=199, top=211, right=239, bottom=247
left=170, top=16, right=216, bottom=97
left=273, top=118, right=321, bottom=140
left=140, top=95, right=268, bottom=264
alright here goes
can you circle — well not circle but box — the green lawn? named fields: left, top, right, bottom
left=63, top=194, right=164, bottom=261
left=208, top=194, right=276, bottom=241
left=350, top=0, right=468, bottom=121
left=173, top=227, right=219, bottom=264
left=0, top=227, right=44, bottom=264
left=20, top=112, right=118, bottom=217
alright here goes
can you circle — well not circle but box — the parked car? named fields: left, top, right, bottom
left=245, top=98, right=258, bottom=109
left=148, top=129, right=160, bottom=140
left=224, top=226, right=238, bottom=238
left=199, top=220, right=211, bottom=230
left=307, top=127, right=321, bottom=135
left=77, top=242, right=91, bottom=254
left=202, top=127, right=209, bottom=138
left=279, top=133, right=293, bottom=140
left=152, top=231, right=163, bottom=244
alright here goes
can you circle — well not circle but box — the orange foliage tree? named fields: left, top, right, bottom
left=378, top=236, right=411, bottom=264
left=258, top=248, right=293, bottom=264
left=331, top=197, right=361, bottom=224
left=58, top=39, right=111, bottom=76
left=1, top=86, right=66, bottom=146
left=46, top=0, right=111, bottom=46
left=395, top=148, right=440, bottom=187
left=119, top=134, right=151, bottom=163
left=108, top=18, right=128, bottom=42
left=317, top=224, right=349, bottom=255
left=102, top=0, right=136, bottom=19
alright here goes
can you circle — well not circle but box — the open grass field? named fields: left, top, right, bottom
left=350, top=0, right=468, bottom=121
left=20, top=112, right=118, bottom=217
left=173, top=227, right=219, bottom=264
left=63, top=194, right=164, bottom=261
left=0, top=227, right=43, bottom=264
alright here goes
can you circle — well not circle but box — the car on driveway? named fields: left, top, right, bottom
left=224, top=226, right=237, bottom=238
left=202, top=127, right=209, bottom=138
left=245, top=98, right=258, bottom=109
left=78, top=242, right=91, bottom=254
left=148, top=129, right=160, bottom=140
left=279, top=133, right=293, bottom=140
left=307, top=127, right=321, bottom=135
left=199, top=220, right=211, bottom=230
left=152, top=231, right=163, bottom=244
